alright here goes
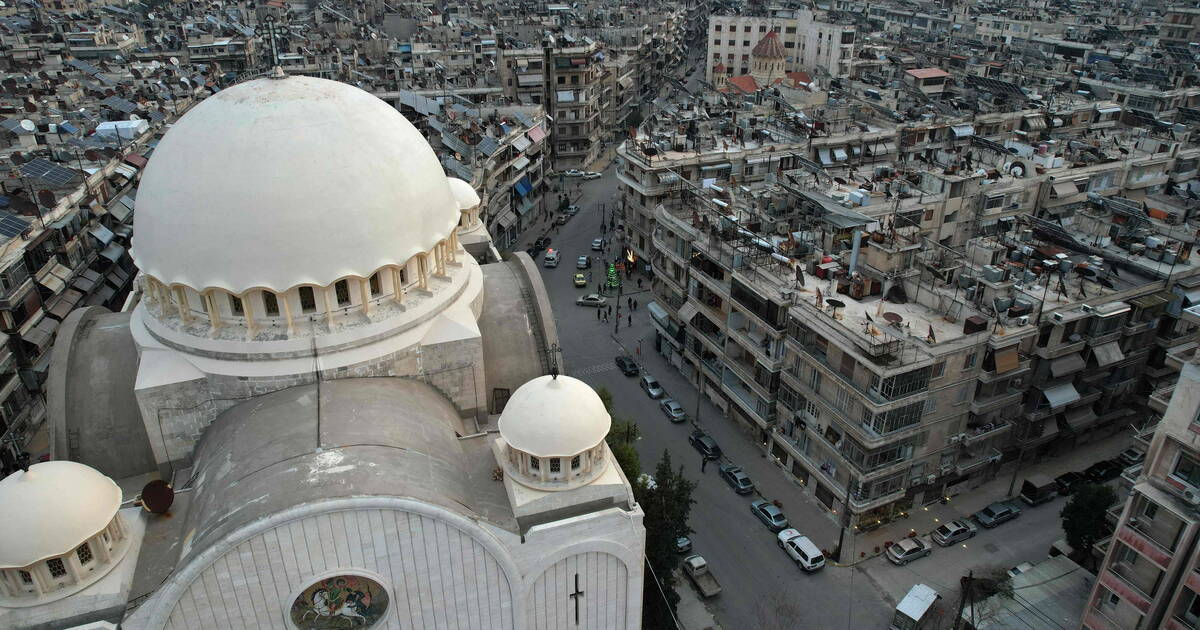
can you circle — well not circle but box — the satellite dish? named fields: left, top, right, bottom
left=168, top=56, right=179, bottom=66
left=129, top=113, right=141, bottom=121
left=9, top=151, right=24, bottom=165
left=18, top=119, right=35, bottom=132
left=84, top=149, right=100, bottom=161
left=140, top=479, right=174, bottom=514
left=36, top=190, right=56, bottom=208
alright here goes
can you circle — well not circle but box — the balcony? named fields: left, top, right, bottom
left=1088, top=330, right=1123, bottom=347
left=721, top=368, right=773, bottom=426
left=969, top=389, right=1023, bottom=415
left=956, top=447, right=1001, bottom=475
left=1034, top=338, right=1087, bottom=359
left=1107, top=559, right=1159, bottom=604
left=1125, top=318, right=1159, bottom=336
left=963, top=421, right=1012, bottom=445
left=849, top=487, right=906, bottom=512
left=977, top=354, right=1031, bottom=383
left=1150, top=384, right=1176, bottom=414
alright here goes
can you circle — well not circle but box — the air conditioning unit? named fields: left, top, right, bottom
left=1081, top=304, right=1095, bottom=314
left=1016, top=315, right=1030, bottom=326
left=1184, top=487, right=1200, bottom=506
left=939, top=465, right=953, bottom=475
left=1052, top=312, right=1064, bottom=322
left=949, top=433, right=965, bottom=444
left=925, top=474, right=937, bottom=484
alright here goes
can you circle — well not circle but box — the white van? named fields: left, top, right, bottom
left=543, top=249, right=560, bottom=268
left=776, top=529, right=825, bottom=571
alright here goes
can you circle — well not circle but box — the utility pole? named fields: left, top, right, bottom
left=953, top=570, right=973, bottom=630
left=834, top=474, right=855, bottom=562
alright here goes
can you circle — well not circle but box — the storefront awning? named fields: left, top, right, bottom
left=832, top=147, right=848, bottom=162
left=1062, top=406, right=1098, bottom=432
left=494, top=209, right=517, bottom=231
left=993, top=346, right=1020, bottom=374
left=818, top=149, right=833, bottom=166
left=1024, top=115, right=1047, bottom=131
left=658, top=172, right=681, bottom=184
left=678, top=301, right=699, bottom=324
left=1049, top=353, right=1085, bottom=377
left=1043, top=382, right=1081, bottom=409
left=647, top=301, right=669, bottom=325
left=1092, top=342, right=1125, bottom=367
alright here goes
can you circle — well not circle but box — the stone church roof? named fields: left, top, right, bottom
left=751, top=31, right=786, bottom=60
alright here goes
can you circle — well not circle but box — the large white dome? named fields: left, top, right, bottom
left=0, top=461, right=122, bottom=568
left=132, top=75, right=462, bottom=293
left=498, top=375, right=611, bottom=457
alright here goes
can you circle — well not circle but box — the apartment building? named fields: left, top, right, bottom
left=705, top=10, right=855, bottom=83
left=1084, top=311, right=1200, bottom=630
left=1160, top=7, right=1200, bottom=47
left=499, top=38, right=605, bottom=169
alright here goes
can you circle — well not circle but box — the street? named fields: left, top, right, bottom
left=513, top=165, right=1094, bottom=629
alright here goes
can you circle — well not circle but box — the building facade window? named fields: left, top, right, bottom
left=550, top=457, right=561, bottom=473
left=18, top=571, right=31, bottom=584
left=571, top=455, right=581, bottom=469
left=229, top=295, right=243, bottom=316
left=530, top=456, right=540, bottom=470
left=369, top=273, right=382, bottom=296
left=263, top=291, right=280, bottom=316
left=1172, top=453, right=1200, bottom=487
left=335, top=280, right=352, bottom=306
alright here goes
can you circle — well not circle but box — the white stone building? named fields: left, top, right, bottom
left=16, top=73, right=645, bottom=629
left=705, top=11, right=855, bottom=83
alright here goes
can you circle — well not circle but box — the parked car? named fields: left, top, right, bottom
left=533, top=236, right=551, bottom=249
left=565, top=205, right=581, bottom=216
left=688, top=430, right=721, bottom=459
left=776, top=529, right=825, bottom=571
left=1019, top=475, right=1058, bottom=506
left=614, top=355, right=639, bottom=376
left=931, top=519, right=977, bottom=546
left=555, top=215, right=570, bottom=226
left=573, top=273, right=586, bottom=287
left=582, top=171, right=601, bottom=180
left=591, top=238, right=604, bottom=251
left=563, top=169, right=585, bottom=177
left=639, top=374, right=664, bottom=398
left=682, top=555, right=721, bottom=598
left=577, top=255, right=591, bottom=269
left=1054, top=471, right=1085, bottom=495
left=674, top=536, right=692, bottom=554
left=974, top=501, right=1022, bottom=529
left=660, top=399, right=687, bottom=422
left=1118, top=447, right=1146, bottom=467
left=719, top=464, right=755, bottom=494
left=543, top=249, right=560, bottom=268
left=750, top=499, right=789, bottom=532
left=576, top=293, right=606, bottom=307
left=1085, top=459, right=1124, bottom=483
left=886, top=537, right=933, bottom=566
left=1007, top=562, right=1034, bottom=578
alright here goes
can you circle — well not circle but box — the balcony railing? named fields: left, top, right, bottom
left=969, top=389, right=1023, bottom=415
left=1108, top=560, right=1158, bottom=602
left=977, top=354, right=1031, bottom=383
left=1125, top=318, right=1159, bottom=335
left=963, top=421, right=1012, bottom=445
left=1034, top=338, right=1087, bottom=359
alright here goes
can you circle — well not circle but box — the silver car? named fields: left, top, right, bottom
left=575, top=293, right=607, bottom=307
left=931, top=519, right=977, bottom=546
left=660, top=398, right=686, bottom=422
left=750, top=499, right=788, bottom=532
left=886, top=537, right=932, bottom=565
left=640, top=374, right=665, bottom=398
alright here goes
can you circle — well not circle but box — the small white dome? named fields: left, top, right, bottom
left=498, top=375, right=611, bottom=457
left=0, top=461, right=122, bottom=568
left=446, top=177, right=481, bottom=210
left=132, top=75, right=461, bottom=293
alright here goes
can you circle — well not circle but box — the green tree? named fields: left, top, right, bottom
left=1060, top=483, right=1117, bottom=565
left=596, top=386, right=615, bottom=413
left=639, top=450, right=696, bottom=629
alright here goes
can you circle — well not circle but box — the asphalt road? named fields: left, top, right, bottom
left=526, top=170, right=894, bottom=629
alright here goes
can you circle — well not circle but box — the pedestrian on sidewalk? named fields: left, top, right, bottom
left=627, top=297, right=632, bottom=309
left=637, top=278, right=643, bottom=289
left=634, top=299, right=638, bottom=311
left=701, top=456, right=708, bottom=473
left=627, top=313, right=631, bottom=326
left=597, top=308, right=601, bottom=321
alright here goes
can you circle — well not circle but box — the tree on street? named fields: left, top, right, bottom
left=637, top=450, right=696, bottom=629
left=1060, top=483, right=1117, bottom=568
left=596, top=386, right=641, bottom=480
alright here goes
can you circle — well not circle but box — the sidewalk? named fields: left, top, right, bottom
left=843, top=428, right=1134, bottom=562
left=673, top=569, right=723, bottom=630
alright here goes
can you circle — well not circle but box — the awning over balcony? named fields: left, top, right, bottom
left=1043, top=382, right=1081, bottom=409
left=1092, top=342, right=1125, bottom=367
left=1130, top=290, right=1174, bottom=310
left=1060, top=406, right=1098, bottom=432
left=1050, top=353, right=1085, bottom=377
left=994, top=346, right=1020, bottom=374
left=818, top=149, right=833, bottom=165
left=678, top=301, right=699, bottom=324
left=1052, top=181, right=1079, bottom=197
left=951, top=124, right=975, bottom=138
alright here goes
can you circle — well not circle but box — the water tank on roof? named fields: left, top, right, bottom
left=994, top=296, right=1014, bottom=313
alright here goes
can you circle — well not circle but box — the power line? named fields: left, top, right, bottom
left=644, top=556, right=683, bottom=630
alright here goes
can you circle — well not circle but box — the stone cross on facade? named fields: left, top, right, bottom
left=569, top=573, right=584, bottom=625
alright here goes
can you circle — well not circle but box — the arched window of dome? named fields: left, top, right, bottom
left=549, top=458, right=561, bottom=474
left=262, top=291, right=280, bottom=317
left=298, top=286, right=317, bottom=313
left=18, top=570, right=32, bottom=585
left=46, top=558, right=67, bottom=578
left=229, top=295, right=244, bottom=316
left=571, top=455, right=581, bottom=470
left=530, top=456, right=540, bottom=471
left=369, top=273, right=382, bottom=297
left=334, top=280, right=352, bottom=307
left=76, top=542, right=93, bottom=566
